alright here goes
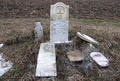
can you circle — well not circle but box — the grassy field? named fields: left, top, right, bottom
left=0, top=18, right=120, bottom=81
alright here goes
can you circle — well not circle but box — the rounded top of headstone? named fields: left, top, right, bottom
left=50, top=2, right=69, bottom=20
left=36, top=22, right=42, bottom=26
left=53, top=2, right=69, bottom=6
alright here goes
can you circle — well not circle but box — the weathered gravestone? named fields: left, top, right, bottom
left=90, top=52, right=109, bottom=67
left=50, top=2, right=69, bottom=43
left=36, top=43, right=57, bottom=77
left=77, top=32, right=99, bottom=45
left=35, top=22, right=43, bottom=39
left=0, top=53, right=13, bottom=76
left=50, top=2, right=69, bottom=20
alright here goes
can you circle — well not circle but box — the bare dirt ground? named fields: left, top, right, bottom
left=0, top=0, right=120, bottom=20
left=0, top=18, right=120, bottom=81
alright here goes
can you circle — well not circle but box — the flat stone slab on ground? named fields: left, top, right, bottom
left=36, top=43, right=57, bottom=77
left=77, top=32, right=99, bottom=45
left=66, top=50, right=84, bottom=62
left=90, top=52, right=109, bottom=67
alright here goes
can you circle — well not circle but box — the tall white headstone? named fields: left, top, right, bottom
left=36, top=43, right=57, bottom=77
left=50, top=2, right=69, bottom=43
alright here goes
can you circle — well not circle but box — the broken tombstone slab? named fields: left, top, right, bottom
left=36, top=43, right=57, bottom=77
left=90, top=52, right=109, bottom=67
left=66, top=50, right=84, bottom=62
left=0, top=53, right=13, bottom=76
left=77, top=32, right=99, bottom=45
left=0, top=43, right=4, bottom=49
left=35, top=22, right=43, bottom=40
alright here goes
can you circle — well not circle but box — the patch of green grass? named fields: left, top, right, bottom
left=105, top=20, right=120, bottom=23
left=8, top=26, right=12, bottom=29
left=0, top=17, right=8, bottom=20
left=18, top=18, right=26, bottom=20
left=81, top=19, right=120, bottom=23
left=69, top=18, right=75, bottom=20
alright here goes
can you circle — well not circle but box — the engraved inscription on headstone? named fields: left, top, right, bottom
left=50, top=19, right=68, bottom=42
left=50, top=2, right=70, bottom=43
left=43, top=43, right=54, bottom=53
left=50, top=2, right=69, bottom=20
left=36, top=43, right=57, bottom=77
left=56, top=6, right=65, bottom=19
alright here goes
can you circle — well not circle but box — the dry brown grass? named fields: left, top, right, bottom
left=0, top=18, right=120, bottom=81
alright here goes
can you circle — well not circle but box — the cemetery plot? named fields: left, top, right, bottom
left=0, top=2, right=120, bottom=81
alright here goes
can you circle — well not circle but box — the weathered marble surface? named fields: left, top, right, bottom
left=50, top=19, right=68, bottom=43
left=36, top=43, right=57, bottom=77
left=50, top=2, right=69, bottom=20
left=0, top=53, right=13, bottom=76
left=35, top=22, right=43, bottom=39
left=50, top=2, right=70, bottom=43
left=77, top=32, right=99, bottom=44
left=90, top=52, right=109, bottom=67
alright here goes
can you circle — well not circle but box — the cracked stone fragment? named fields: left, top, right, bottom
left=67, top=50, right=84, bottom=62
left=90, top=52, right=109, bottom=67
left=77, top=32, right=99, bottom=45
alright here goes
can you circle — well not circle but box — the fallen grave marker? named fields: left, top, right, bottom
left=77, top=32, right=99, bottom=45
left=36, top=43, right=57, bottom=77
left=0, top=53, right=13, bottom=76
left=90, top=52, right=109, bottom=67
